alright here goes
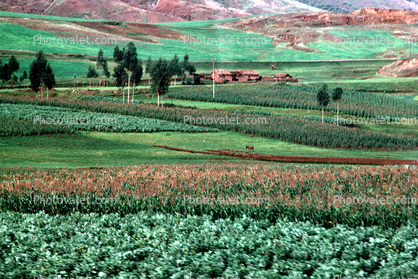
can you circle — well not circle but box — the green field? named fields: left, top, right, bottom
left=1, top=211, right=417, bottom=278
left=0, top=11, right=100, bottom=22
left=2, top=129, right=418, bottom=168
left=1, top=11, right=418, bottom=62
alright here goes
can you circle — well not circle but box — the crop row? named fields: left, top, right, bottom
left=0, top=116, right=73, bottom=137
left=81, top=95, right=145, bottom=104
left=232, top=110, right=355, bottom=127
left=1, top=163, right=417, bottom=228
left=1, top=96, right=417, bottom=150
left=167, top=84, right=418, bottom=120
left=0, top=103, right=216, bottom=133
left=1, top=211, right=417, bottom=278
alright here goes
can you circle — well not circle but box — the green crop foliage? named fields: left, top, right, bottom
left=167, top=83, right=418, bottom=120
left=2, top=96, right=417, bottom=150
left=1, top=211, right=417, bottom=278
left=0, top=103, right=217, bottom=133
left=0, top=116, right=73, bottom=136
left=1, top=164, right=417, bottom=229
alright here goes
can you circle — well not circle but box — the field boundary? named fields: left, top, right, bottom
left=152, top=145, right=418, bottom=165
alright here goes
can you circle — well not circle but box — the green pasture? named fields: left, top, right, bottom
left=1, top=13, right=418, bottom=62
left=306, top=75, right=418, bottom=91
left=0, top=11, right=99, bottom=22
left=1, top=130, right=418, bottom=168
left=0, top=21, right=117, bottom=57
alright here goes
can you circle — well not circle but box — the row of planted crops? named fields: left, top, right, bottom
left=1, top=163, right=417, bottom=228
left=1, top=96, right=417, bottom=150
left=167, top=84, right=418, bottom=120
left=0, top=102, right=215, bottom=136
left=1, top=163, right=418, bottom=278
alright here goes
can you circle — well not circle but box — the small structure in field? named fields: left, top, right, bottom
left=211, top=69, right=260, bottom=83
left=260, top=73, right=298, bottom=83
left=274, top=73, right=297, bottom=82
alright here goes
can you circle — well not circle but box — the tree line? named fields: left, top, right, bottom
left=317, top=84, right=343, bottom=125
left=0, top=52, right=55, bottom=100
left=1, top=43, right=197, bottom=106
left=87, top=43, right=197, bottom=107
left=0, top=55, right=27, bottom=88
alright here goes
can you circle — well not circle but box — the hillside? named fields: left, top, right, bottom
left=1, top=8, right=418, bottom=62
left=295, top=0, right=418, bottom=13
left=222, top=8, right=418, bottom=54
left=0, top=0, right=322, bottom=23
left=2, top=0, right=418, bottom=23
left=378, top=58, right=418, bottom=77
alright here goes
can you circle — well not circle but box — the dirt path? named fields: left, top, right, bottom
left=152, top=145, right=418, bottom=165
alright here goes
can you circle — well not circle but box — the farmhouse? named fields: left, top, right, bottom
left=273, top=73, right=298, bottom=82
left=274, top=73, right=292, bottom=80
left=211, top=69, right=260, bottom=83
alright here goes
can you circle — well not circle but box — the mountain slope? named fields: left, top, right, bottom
left=1, top=0, right=319, bottom=23
left=2, top=0, right=418, bottom=23
left=378, top=59, right=418, bottom=77
left=295, top=0, right=418, bottom=13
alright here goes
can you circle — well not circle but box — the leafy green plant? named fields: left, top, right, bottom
left=0, top=103, right=217, bottom=133
left=0, top=116, right=72, bottom=136
left=0, top=211, right=417, bottom=278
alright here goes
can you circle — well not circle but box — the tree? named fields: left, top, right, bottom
left=19, top=70, right=28, bottom=85
left=145, top=56, right=152, bottom=85
left=316, top=84, right=330, bottom=123
left=182, top=54, right=196, bottom=80
left=0, top=55, right=20, bottom=88
left=168, top=54, right=181, bottom=86
left=0, top=63, right=11, bottom=87
left=123, top=42, right=140, bottom=103
left=182, top=54, right=189, bottom=80
left=332, top=87, right=343, bottom=126
left=0, top=60, right=3, bottom=87
left=113, top=46, right=124, bottom=63
left=150, top=58, right=170, bottom=107
left=43, top=64, right=56, bottom=100
left=29, top=50, right=55, bottom=98
left=97, top=48, right=110, bottom=81
left=29, top=50, right=47, bottom=95
left=187, top=64, right=196, bottom=77
left=113, top=62, right=127, bottom=101
left=112, top=43, right=140, bottom=103
left=87, top=65, right=99, bottom=86
left=103, top=60, right=110, bottom=78
left=131, top=59, right=143, bottom=103
left=193, top=74, right=201, bottom=85
left=11, top=74, right=18, bottom=88
left=8, top=55, right=19, bottom=73
left=96, top=49, right=105, bottom=69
